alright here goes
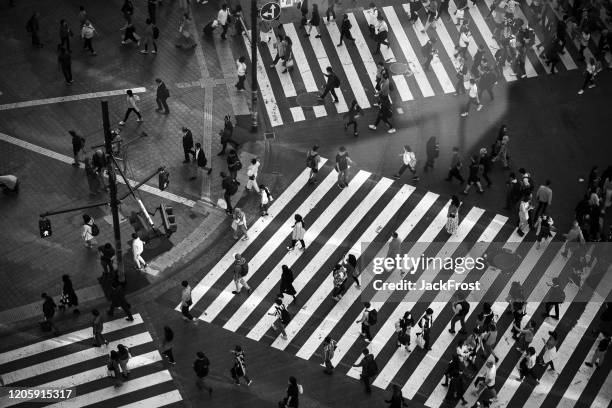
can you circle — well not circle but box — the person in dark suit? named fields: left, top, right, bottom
left=155, top=78, right=170, bottom=114
left=190, top=143, right=212, bottom=180
left=181, top=127, right=193, bottom=163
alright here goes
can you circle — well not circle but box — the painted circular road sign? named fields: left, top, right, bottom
left=260, top=2, right=281, bottom=21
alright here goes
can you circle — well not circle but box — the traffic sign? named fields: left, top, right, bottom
left=260, top=2, right=281, bottom=20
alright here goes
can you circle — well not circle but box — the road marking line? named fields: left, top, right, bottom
left=0, top=88, right=146, bottom=111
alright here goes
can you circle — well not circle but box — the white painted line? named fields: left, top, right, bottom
left=313, top=105, right=327, bottom=117
left=329, top=196, right=448, bottom=367
left=290, top=106, right=306, bottom=122
left=0, top=314, right=143, bottom=365
left=180, top=161, right=327, bottom=312
left=0, top=88, right=146, bottom=111
left=282, top=185, right=417, bottom=354
left=117, top=390, right=182, bottom=408
left=283, top=24, right=320, bottom=92
left=267, top=30, right=299, bottom=98
left=591, top=367, right=612, bottom=408
left=408, top=8, right=456, bottom=94
left=327, top=21, right=371, bottom=108
left=347, top=13, right=380, bottom=88
left=384, top=6, right=435, bottom=97
left=308, top=33, right=349, bottom=113
left=46, top=370, right=173, bottom=408
left=0, top=133, right=197, bottom=208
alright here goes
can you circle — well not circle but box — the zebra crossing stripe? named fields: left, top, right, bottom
left=117, top=390, right=183, bottom=408
left=270, top=183, right=414, bottom=350
left=180, top=162, right=327, bottom=312
left=0, top=315, right=144, bottom=365
left=546, top=3, right=596, bottom=63
left=290, top=106, right=306, bottom=122
left=384, top=6, right=436, bottom=97
left=313, top=105, right=327, bottom=117
left=240, top=171, right=375, bottom=338
left=307, top=35, right=349, bottom=113
left=283, top=24, right=320, bottom=93
left=591, top=368, right=612, bottom=408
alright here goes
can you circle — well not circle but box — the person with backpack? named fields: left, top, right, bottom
left=268, top=297, right=289, bottom=339
left=356, top=302, right=376, bottom=342
left=218, top=115, right=240, bottom=155
left=221, top=172, right=238, bottom=215
left=232, top=253, right=252, bottom=295
left=193, top=351, right=213, bottom=395
left=319, top=66, right=340, bottom=103
left=260, top=184, right=273, bottom=216
left=281, top=376, right=301, bottom=406
left=344, top=100, right=362, bottom=137
left=395, top=311, right=414, bottom=351
left=229, top=345, right=252, bottom=386
left=287, top=214, right=306, bottom=251
left=82, top=214, right=98, bottom=248
left=393, top=145, right=420, bottom=182
left=418, top=307, right=434, bottom=351
left=142, top=19, right=158, bottom=54
left=81, top=20, right=97, bottom=56
left=306, top=145, right=321, bottom=185
left=41, top=293, right=60, bottom=335
left=59, top=19, right=74, bottom=53
left=322, top=336, right=337, bottom=374
left=226, top=149, right=242, bottom=181
left=449, top=293, right=470, bottom=334
left=352, top=348, right=377, bottom=393
left=26, top=12, right=43, bottom=48
left=335, top=146, right=355, bottom=190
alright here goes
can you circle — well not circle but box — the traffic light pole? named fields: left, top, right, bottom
left=250, top=0, right=258, bottom=132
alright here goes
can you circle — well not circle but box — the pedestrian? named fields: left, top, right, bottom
left=423, top=0, right=438, bottom=31
left=534, top=213, right=554, bottom=249
left=369, top=94, right=395, bottom=133
left=305, top=3, right=321, bottom=38
left=41, top=293, right=60, bottom=335
left=517, top=194, right=532, bottom=237
left=218, top=115, right=240, bottom=155
left=268, top=298, right=289, bottom=339
left=98, top=242, right=116, bottom=276
left=279, top=265, right=297, bottom=299
left=107, top=350, right=123, bottom=387
left=221, top=172, right=238, bottom=214
left=578, top=58, right=599, bottom=95
left=306, top=145, right=321, bottom=184
left=515, top=319, right=536, bottom=353
left=474, top=356, right=497, bottom=401
left=454, top=56, right=467, bottom=95
left=147, top=0, right=158, bottom=24
left=457, top=26, right=470, bottom=59
left=422, top=38, right=437, bottom=71
left=585, top=334, right=611, bottom=368
left=59, top=274, right=80, bottom=315
left=356, top=302, right=375, bottom=342
left=120, top=21, right=140, bottom=46
left=479, top=147, right=492, bottom=187
left=59, top=19, right=73, bottom=52
left=232, top=253, right=252, bottom=294
left=504, top=173, right=520, bottom=210
left=462, top=154, right=484, bottom=195
left=180, top=280, right=197, bottom=322
left=445, top=147, right=465, bottom=183
left=233, top=5, right=244, bottom=36
left=345, top=253, right=361, bottom=289
left=418, top=308, right=434, bottom=350
left=26, top=12, right=43, bottom=48
left=396, top=311, right=414, bottom=351
left=193, top=351, right=213, bottom=395
left=131, top=232, right=146, bottom=270
left=190, top=143, right=213, bottom=179
left=373, top=14, right=390, bottom=54
left=153, top=79, right=170, bottom=113
left=365, top=3, right=379, bottom=37
left=84, top=159, right=101, bottom=195
left=344, top=100, right=362, bottom=137
left=78, top=6, right=88, bottom=28
left=287, top=214, right=306, bottom=251
left=92, top=149, right=107, bottom=188
left=226, top=149, right=242, bottom=180
left=393, top=145, right=420, bottom=182
left=319, top=66, right=340, bottom=103
left=478, top=65, right=497, bottom=102
left=92, top=309, right=109, bottom=347
left=81, top=20, right=97, bottom=55
left=232, top=208, right=248, bottom=241
left=331, top=263, right=348, bottom=301
left=449, top=293, right=470, bottom=334
left=335, top=146, right=355, bottom=190
left=270, top=34, right=287, bottom=68
left=322, top=336, right=337, bottom=374
left=230, top=345, right=253, bottom=385
left=482, top=323, right=499, bottom=362
left=176, top=13, right=196, bottom=49
left=492, top=135, right=510, bottom=169
left=281, top=376, right=300, bottom=406
left=117, top=344, right=131, bottom=377
left=460, top=79, right=483, bottom=117
left=161, top=326, right=176, bottom=364
left=562, top=220, right=586, bottom=258
left=326, top=0, right=336, bottom=23
left=424, top=137, right=439, bottom=172
left=235, top=56, right=247, bottom=91
left=352, top=348, right=377, bottom=393
left=118, top=90, right=143, bottom=125
left=260, top=184, right=273, bottom=216
left=181, top=127, right=193, bottom=163
left=441, top=354, right=461, bottom=387
left=121, top=0, right=134, bottom=23
left=387, top=231, right=401, bottom=264
left=543, top=277, right=564, bottom=319
left=218, top=4, right=230, bottom=39
left=518, top=346, right=539, bottom=384
left=82, top=214, right=97, bottom=248
left=537, top=330, right=558, bottom=375
left=533, top=180, right=553, bottom=219
left=70, top=130, right=85, bottom=166
left=337, top=14, right=355, bottom=46
left=107, top=282, right=134, bottom=321
left=246, top=158, right=260, bottom=193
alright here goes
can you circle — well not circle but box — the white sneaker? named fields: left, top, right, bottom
left=387, top=128, right=396, bottom=133
left=368, top=125, right=376, bottom=130
left=477, top=104, right=483, bottom=111
left=136, top=118, right=143, bottom=122
left=578, top=89, right=584, bottom=94
left=460, top=112, right=468, bottom=117
left=140, top=50, right=148, bottom=54
left=118, top=121, right=125, bottom=125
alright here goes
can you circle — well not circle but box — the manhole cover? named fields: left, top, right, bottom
left=296, top=92, right=323, bottom=108
left=389, top=62, right=410, bottom=75
left=490, top=250, right=521, bottom=270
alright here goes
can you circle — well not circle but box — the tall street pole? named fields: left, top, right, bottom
left=250, top=0, right=258, bottom=132
left=101, top=100, right=125, bottom=285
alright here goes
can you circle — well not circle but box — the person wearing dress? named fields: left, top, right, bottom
left=59, top=274, right=80, bottom=315
left=280, top=265, right=297, bottom=299
left=287, top=214, right=306, bottom=250
left=446, top=195, right=461, bottom=234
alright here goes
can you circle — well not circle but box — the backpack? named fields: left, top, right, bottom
left=91, top=223, right=100, bottom=236
left=240, top=262, right=249, bottom=277
left=280, top=306, right=292, bottom=324
left=152, top=25, right=160, bottom=39
left=366, top=358, right=378, bottom=376
left=368, top=309, right=378, bottom=325
left=333, top=74, right=341, bottom=88
left=457, top=300, right=470, bottom=316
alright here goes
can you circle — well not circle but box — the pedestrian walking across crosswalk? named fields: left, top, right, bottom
left=0, top=314, right=182, bottom=408
left=238, top=1, right=589, bottom=127
left=179, top=161, right=612, bottom=408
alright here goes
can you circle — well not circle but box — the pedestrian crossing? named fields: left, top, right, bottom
left=0, top=314, right=182, bottom=408
left=239, top=1, right=590, bottom=127
left=178, top=160, right=612, bottom=408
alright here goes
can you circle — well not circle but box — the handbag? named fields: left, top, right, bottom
left=416, top=332, right=425, bottom=348
left=231, top=220, right=238, bottom=230
left=285, top=58, right=294, bottom=68
left=217, top=198, right=228, bottom=209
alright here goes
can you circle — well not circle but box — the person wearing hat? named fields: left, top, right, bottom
left=232, top=253, right=251, bottom=295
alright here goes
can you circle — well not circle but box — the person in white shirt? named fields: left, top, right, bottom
left=81, top=20, right=97, bottom=55
left=578, top=57, right=598, bottom=94
left=517, top=194, right=532, bottom=236
left=355, top=302, right=373, bottom=342
left=82, top=214, right=97, bottom=248
left=365, top=3, right=378, bottom=38
left=373, top=15, right=389, bottom=54
left=217, top=4, right=229, bottom=39
left=246, top=158, right=261, bottom=193
left=180, top=280, right=196, bottom=322
left=236, top=56, right=247, bottom=91
left=457, top=28, right=470, bottom=59
left=460, top=79, right=482, bottom=117
left=119, top=89, right=142, bottom=125
left=131, top=233, right=146, bottom=270
left=393, top=145, right=419, bottom=182
left=474, top=356, right=497, bottom=397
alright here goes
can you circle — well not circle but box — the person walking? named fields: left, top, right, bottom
left=193, top=351, right=213, bottom=395
left=81, top=20, right=97, bottom=55
left=449, top=294, right=470, bottom=334
left=454, top=56, right=467, bottom=96
left=82, top=214, right=97, bottom=248
left=287, top=214, right=306, bottom=251
left=322, top=336, right=337, bottom=374
left=269, top=297, right=290, bottom=339
left=226, top=149, right=242, bottom=180
left=422, top=38, right=437, bottom=71
left=246, top=158, right=260, bottom=193
left=462, top=154, right=484, bottom=195
left=306, top=145, right=321, bottom=184
left=118, top=90, right=143, bottom=125
left=98, top=242, right=116, bottom=276
left=396, top=311, right=414, bottom=351
left=147, top=0, right=158, bottom=24
left=445, top=147, right=464, bottom=183
left=218, top=115, right=240, bottom=155
left=280, top=265, right=297, bottom=300
left=121, top=0, right=134, bottom=23
left=534, top=213, right=554, bottom=249
left=537, top=330, right=558, bottom=376
left=517, top=195, right=532, bottom=237
left=331, top=263, right=348, bottom=301
left=281, top=376, right=301, bottom=406
left=460, top=79, right=482, bottom=117
left=319, top=66, right=340, bottom=103
left=107, top=282, right=134, bottom=321
left=373, top=14, right=390, bottom=54
left=84, top=158, right=102, bottom=196
left=270, top=34, right=287, bottom=68
left=70, top=130, right=85, bottom=166
left=534, top=180, right=553, bottom=219
left=344, top=100, right=362, bottom=137
left=78, top=6, right=89, bottom=27
left=337, top=14, right=355, bottom=46
left=41, top=293, right=60, bottom=335
left=356, top=302, right=375, bottom=343
left=235, top=56, right=247, bottom=91
left=232, top=208, right=248, bottom=241
left=418, top=308, right=434, bottom=350
left=190, top=143, right=213, bottom=180
left=180, top=280, right=197, bottom=322
left=131, top=232, right=146, bottom=271
left=59, top=274, right=80, bottom=315
left=578, top=57, right=600, bottom=95
left=230, top=345, right=253, bottom=385
left=218, top=4, right=230, bottom=39
left=59, top=19, right=73, bottom=52
left=140, top=18, right=158, bottom=54
left=108, top=350, right=123, bottom=387
left=161, top=326, right=176, bottom=364
left=352, top=348, right=377, bottom=393
left=543, top=277, right=564, bottom=319
left=260, top=184, right=273, bottom=216
left=305, top=3, right=321, bottom=38
left=232, top=253, right=252, bottom=294
left=181, top=127, right=193, bottom=163
left=120, top=20, right=140, bottom=46
left=117, top=344, right=131, bottom=377
left=393, top=145, right=419, bottom=182
left=479, top=147, right=493, bottom=187
left=153, top=78, right=169, bottom=113
left=221, top=172, right=238, bottom=215
left=344, top=253, right=361, bottom=289
left=369, top=93, right=395, bottom=133
left=585, top=334, right=611, bottom=368
left=26, top=12, right=43, bottom=48
left=92, top=149, right=107, bottom=188
left=57, top=47, right=73, bottom=85
left=335, top=146, right=354, bottom=190
left=518, top=346, right=539, bottom=384
left=386, top=384, right=409, bottom=407
left=478, top=65, right=497, bottom=102
left=92, top=309, right=108, bottom=347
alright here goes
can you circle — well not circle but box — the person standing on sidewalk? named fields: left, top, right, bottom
left=131, top=232, right=146, bottom=271
left=306, top=145, right=321, bottom=184
left=107, top=282, right=134, bottom=321
left=246, top=158, right=261, bottom=193
left=534, top=180, right=553, bottom=219
left=98, top=242, right=116, bottom=276
left=319, top=66, right=340, bottom=103
left=26, top=12, right=43, bottom=48
left=393, top=145, right=420, bottom=182
left=517, top=194, right=532, bottom=237
left=194, top=351, right=213, bottom=395
left=57, top=47, right=73, bottom=85
left=155, top=78, right=169, bottom=112
left=70, top=130, right=85, bottom=166
left=92, top=309, right=109, bottom=347
left=221, top=172, right=238, bottom=215
left=353, top=348, right=377, bottom=393
left=235, top=56, right=247, bottom=91
left=161, top=326, right=176, bottom=364
left=335, top=146, right=355, bottom=190
left=119, top=90, right=143, bottom=125
left=287, top=214, right=306, bottom=251
left=322, top=336, right=337, bottom=374
left=232, top=253, right=252, bottom=294
left=81, top=20, right=97, bottom=55
left=41, top=293, right=60, bottom=335
left=337, top=14, right=355, bottom=46
left=59, top=274, right=80, bottom=315
left=218, top=115, right=240, bottom=155
left=180, top=281, right=197, bottom=322
left=181, top=127, right=193, bottom=163
left=460, top=79, right=482, bottom=117
left=190, top=143, right=213, bottom=180
left=59, top=19, right=73, bottom=52
left=230, top=345, right=253, bottom=386
left=82, top=214, right=97, bottom=248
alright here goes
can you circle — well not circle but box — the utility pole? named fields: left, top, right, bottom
left=250, top=0, right=258, bottom=132
left=101, top=100, right=125, bottom=285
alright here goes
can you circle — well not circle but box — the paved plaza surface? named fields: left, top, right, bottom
left=1, top=0, right=612, bottom=407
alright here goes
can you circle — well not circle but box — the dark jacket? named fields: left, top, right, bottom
left=182, top=130, right=194, bottom=150
left=156, top=82, right=170, bottom=99
left=222, top=174, right=237, bottom=194
left=227, top=152, right=241, bottom=172
left=193, top=356, right=210, bottom=378
left=98, top=244, right=116, bottom=261
left=62, top=279, right=79, bottom=306
left=42, top=297, right=56, bottom=319
left=340, top=18, right=352, bottom=33
left=71, top=133, right=84, bottom=153
left=110, top=286, right=129, bottom=307
left=27, top=15, right=40, bottom=33
left=195, top=148, right=207, bottom=168
left=58, top=52, right=71, bottom=68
